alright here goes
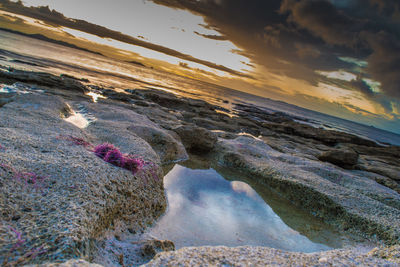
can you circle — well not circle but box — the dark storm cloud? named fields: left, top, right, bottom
left=280, top=0, right=364, bottom=46
left=348, top=77, right=375, bottom=97
left=364, top=31, right=400, bottom=98
left=0, top=0, right=253, bottom=78
left=280, top=0, right=400, bottom=99
left=152, top=0, right=400, bottom=107
left=153, top=0, right=356, bottom=83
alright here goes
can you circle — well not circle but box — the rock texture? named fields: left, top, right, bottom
left=0, top=69, right=88, bottom=93
left=1, top=69, right=400, bottom=266
left=80, top=99, right=188, bottom=164
left=0, top=92, right=166, bottom=265
left=173, top=125, right=217, bottom=153
left=145, top=245, right=400, bottom=266
left=28, top=259, right=102, bottom=267
left=91, top=237, right=175, bottom=267
left=318, top=149, right=359, bottom=169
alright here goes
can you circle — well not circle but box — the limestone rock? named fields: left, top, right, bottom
left=83, top=100, right=188, bottom=164
left=140, top=239, right=175, bottom=258
left=0, top=69, right=88, bottom=93
left=144, top=246, right=400, bottom=266
left=127, top=125, right=188, bottom=164
left=318, top=149, right=359, bottom=169
left=0, top=93, right=166, bottom=265
left=30, top=259, right=103, bottom=266
left=173, top=125, right=217, bottom=153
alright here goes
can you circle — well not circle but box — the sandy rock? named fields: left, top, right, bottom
left=144, top=245, right=400, bottom=266
left=318, top=149, right=359, bottom=169
left=133, top=90, right=189, bottom=110
left=358, top=161, right=400, bottom=182
left=0, top=95, right=14, bottom=107
left=130, top=103, right=183, bottom=131
left=100, top=89, right=132, bottom=102
left=368, top=245, right=400, bottom=262
left=0, top=69, right=88, bottom=93
left=372, top=176, right=400, bottom=193
left=173, top=125, right=217, bottom=153
left=28, top=259, right=103, bottom=267
left=192, top=117, right=237, bottom=132
left=140, top=239, right=175, bottom=258
left=132, top=89, right=217, bottom=116
left=81, top=100, right=188, bottom=164
left=261, top=121, right=378, bottom=146
left=90, top=236, right=175, bottom=266
left=127, top=125, right=188, bottom=164
left=132, top=100, right=150, bottom=107
left=0, top=93, right=166, bottom=265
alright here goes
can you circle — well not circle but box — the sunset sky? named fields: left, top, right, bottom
left=1, top=0, right=400, bottom=132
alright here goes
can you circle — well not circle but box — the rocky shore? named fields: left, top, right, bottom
left=0, top=68, right=399, bottom=266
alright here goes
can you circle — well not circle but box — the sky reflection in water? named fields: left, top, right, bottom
left=148, top=164, right=341, bottom=252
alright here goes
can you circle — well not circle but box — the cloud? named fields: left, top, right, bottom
left=193, top=31, right=228, bottom=40
left=364, top=31, right=400, bottom=98
left=2, top=0, right=400, bottom=126
left=179, top=61, right=190, bottom=68
left=0, top=0, right=252, bottom=78
left=280, top=0, right=362, bottom=46
left=279, top=0, right=400, bottom=100
left=149, top=1, right=400, bottom=114
left=349, top=77, right=375, bottom=97
left=295, top=43, right=321, bottom=58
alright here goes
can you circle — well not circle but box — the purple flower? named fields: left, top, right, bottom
left=94, top=143, right=115, bottom=159
left=122, top=157, right=144, bottom=174
left=104, top=149, right=124, bottom=167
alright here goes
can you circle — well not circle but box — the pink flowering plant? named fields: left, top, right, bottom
left=94, top=144, right=145, bottom=174
left=58, top=135, right=147, bottom=175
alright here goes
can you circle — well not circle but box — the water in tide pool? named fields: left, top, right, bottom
left=145, top=158, right=350, bottom=252
left=1, top=29, right=400, bottom=146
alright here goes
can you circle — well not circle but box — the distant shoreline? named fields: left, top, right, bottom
left=0, top=27, right=104, bottom=56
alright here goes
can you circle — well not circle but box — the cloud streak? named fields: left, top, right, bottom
left=194, top=31, right=228, bottom=40
left=0, top=0, right=252, bottom=78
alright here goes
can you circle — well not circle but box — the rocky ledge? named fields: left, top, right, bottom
left=0, top=85, right=179, bottom=265
left=0, top=69, right=399, bottom=266
left=145, top=245, right=400, bottom=266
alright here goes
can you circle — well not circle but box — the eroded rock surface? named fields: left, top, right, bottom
left=0, top=93, right=166, bottom=265
left=91, top=237, right=175, bottom=267
left=318, top=149, right=359, bottom=169
left=145, top=245, right=400, bottom=266
left=0, top=69, right=88, bottom=93
left=173, top=125, right=217, bottom=153
left=1, top=69, right=400, bottom=266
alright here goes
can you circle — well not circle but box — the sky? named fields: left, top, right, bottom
left=0, top=0, right=400, bottom=132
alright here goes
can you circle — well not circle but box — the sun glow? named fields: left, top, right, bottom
left=18, top=0, right=252, bottom=74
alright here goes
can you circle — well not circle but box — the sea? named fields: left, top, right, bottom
left=1, top=29, right=400, bottom=146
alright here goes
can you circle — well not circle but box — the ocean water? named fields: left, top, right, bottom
left=1, top=29, right=400, bottom=146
